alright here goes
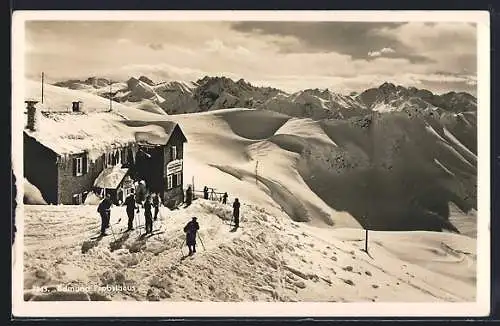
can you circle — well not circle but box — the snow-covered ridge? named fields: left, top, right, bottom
left=51, top=75, right=477, bottom=119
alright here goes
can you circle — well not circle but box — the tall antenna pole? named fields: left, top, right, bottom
left=109, top=79, right=112, bottom=111
left=41, top=72, right=44, bottom=103
left=255, top=160, right=259, bottom=185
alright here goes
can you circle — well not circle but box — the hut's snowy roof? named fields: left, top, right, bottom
left=23, top=79, right=183, bottom=160
left=94, top=165, right=129, bottom=189
left=24, top=110, right=137, bottom=161
left=24, top=110, right=174, bottom=161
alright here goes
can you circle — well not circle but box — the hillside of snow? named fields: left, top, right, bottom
left=25, top=79, right=165, bottom=121
left=23, top=81, right=477, bottom=232
left=19, top=81, right=479, bottom=303
left=23, top=178, right=47, bottom=205
left=119, top=107, right=476, bottom=232
left=23, top=201, right=476, bottom=302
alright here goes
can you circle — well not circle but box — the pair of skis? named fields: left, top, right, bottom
left=179, top=233, right=206, bottom=258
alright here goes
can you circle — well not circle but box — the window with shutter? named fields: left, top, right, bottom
left=172, top=146, right=177, bottom=160
left=176, top=172, right=182, bottom=187
left=83, top=154, right=89, bottom=174
left=167, top=175, right=173, bottom=190
left=74, top=157, right=83, bottom=176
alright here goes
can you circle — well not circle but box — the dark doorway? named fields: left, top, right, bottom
left=134, top=145, right=164, bottom=195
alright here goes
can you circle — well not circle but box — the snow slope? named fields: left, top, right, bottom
left=23, top=178, right=47, bottom=205
left=20, top=84, right=479, bottom=304
left=23, top=201, right=476, bottom=302
left=23, top=80, right=477, bottom=232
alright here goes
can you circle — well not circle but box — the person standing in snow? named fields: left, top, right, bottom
left=232, top=198, right=241, bottom=228
left=152, top=193, right=161, bottom=221
left=183, top=217, right=200, bottom=255
left=124, top=191, right=137, bottom=231
left=144, top=194, right=153, bottom=234
left=222, top=192, right=228, bottom=205
left=97, top=194, right=113, bottom=235
left=203, top=186, right=209, bottom=200
left=185, top=186, right=193, bottom=207
left=135, top=180, right=147, bottom=207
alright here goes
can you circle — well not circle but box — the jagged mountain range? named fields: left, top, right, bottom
left=53, top=76, right=477, bottom=119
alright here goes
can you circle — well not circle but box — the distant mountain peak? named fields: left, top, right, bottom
left=51, top=74, right=476, bottom=117
left=358, top=82, right=476, bottom=113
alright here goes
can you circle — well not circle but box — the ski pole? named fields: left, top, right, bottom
left=197, top=233, right=206, bottom=251
left=108, top=212, right=117, bottom=241
left=180, top=238, right=185, bottom=257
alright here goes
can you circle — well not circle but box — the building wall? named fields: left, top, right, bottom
left=164, top=187, right=184, bottom=208
left=24, top=134, right=58, bottom=204
left=57, top=153, right=105, bottom=204
left=162, top=128, right=186, bottom=208
left=57, top=146, right=133, bottom=205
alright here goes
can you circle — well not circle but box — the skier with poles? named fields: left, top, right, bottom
left=185, top=186, right=193, bottom=207
left=222, top=192, right=228, bottom=205
left=152, top=193, right=161, bottom=221
left=124, top=190, right=137, bottom=231
left=232, top=198, right=241, bottom=228
left=97, top=193, right=113, bottom=236
left=144, top=194, right=153, bottom=234
left=183, top=217, right=200, bottom=255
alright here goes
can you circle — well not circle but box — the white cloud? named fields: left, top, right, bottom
left=368, top=47, right=395, bottom=57
left=373, top=22, right=476, bottom=74
left=380, top=47, right=395, bottom=54
left=25, top=21, right=477, bottom=95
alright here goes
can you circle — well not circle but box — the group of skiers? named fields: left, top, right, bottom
left=97, top=181, right=242, bottom=256
left=98, top=180, right=161, bottom=236
left=201, top=186, right=229, bottom=205
left=196, top=186, right=239, bottom=227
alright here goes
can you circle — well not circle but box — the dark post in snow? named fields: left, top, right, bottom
left=255, top=160, right=259, bottom=185
left=365, top=228, right=369, bottom=253
left=41, top=72, right=44, bottom=104
left=364, top=110, right=375, bottom=256
left=109, top=79, right=112, bottom=111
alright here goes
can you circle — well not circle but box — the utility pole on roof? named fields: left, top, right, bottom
left=109, top=79, right=112, bottom=111
left=255, top=160, right=259, bottom=185
left=41, top=72, right=44, bottom=104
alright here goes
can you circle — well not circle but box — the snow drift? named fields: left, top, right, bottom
left=23, top=178, right=47, bottom=205
left=23, top=201, right=476, bottom=302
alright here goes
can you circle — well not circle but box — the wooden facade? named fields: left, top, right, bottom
left=24, top=119, right=187, bottom=207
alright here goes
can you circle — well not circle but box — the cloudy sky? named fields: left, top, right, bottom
left=25, top=21, right=477, bottom=95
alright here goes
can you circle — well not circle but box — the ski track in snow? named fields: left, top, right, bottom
left=23, top=201, right=476, bottom=302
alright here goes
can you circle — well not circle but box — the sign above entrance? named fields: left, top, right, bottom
left=167, top=159, right=183, bottom=174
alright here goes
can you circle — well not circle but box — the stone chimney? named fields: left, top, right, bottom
left=72, top=101, right=83, bottom=112
left=25, top=100, right=39, bottom=131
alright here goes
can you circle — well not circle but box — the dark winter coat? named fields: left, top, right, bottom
left=233, top=201, right=240, bottom=217
left=135, top=183, right=147, bottom=203
left=186, top=188, right=192, bottom=201
left=124, top=195, right=136, bottom=212
left=144, top=200, right=153, bottom=218
left=98, top=198, right=112, bottom=213
left=184, top=221, right=200, bottom=245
